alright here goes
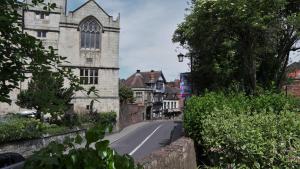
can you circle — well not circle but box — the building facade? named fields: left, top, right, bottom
left=0, top=0, right=120, bottom=115
left=124, top=70, right=166, bottom=120
left=163, top=85, right=181, bottom=116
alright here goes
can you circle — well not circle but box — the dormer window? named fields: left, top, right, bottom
left=79, top=18, right=101, bottom=50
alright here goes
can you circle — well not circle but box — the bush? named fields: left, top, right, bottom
left=78, top=111, right=117, bottom=126
left=24, top=123, right=142, bottom=169
left=184, top=91, right=300, bottom=168
left=0, top=116, right=43, bottom=143
left=0, top=116, right=69, bottom=143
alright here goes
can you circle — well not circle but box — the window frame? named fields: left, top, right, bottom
left=35, top=12, right=49, bottom=20
left=79, top=68, right=99, bottom=85
left=37, top=31, right=47, bottom=38
left=79, top=18, right=102, bottom=50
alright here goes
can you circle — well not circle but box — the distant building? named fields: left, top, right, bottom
left=163, top=85, right=181, bottom=115
left=284, top=62, right=300, bottom=97
left=124, top=70, right=166, bottom=120
left=0, top=0, right=120, bottom=115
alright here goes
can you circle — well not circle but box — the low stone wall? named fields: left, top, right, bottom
left=119, top=103, right=144, bottom=129
left=139, top=137, right=197, bottom=169
left=0, top=129, right=85, bottom=158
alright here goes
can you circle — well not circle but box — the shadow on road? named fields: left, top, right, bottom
left=159, top=121, right=183, bottom=147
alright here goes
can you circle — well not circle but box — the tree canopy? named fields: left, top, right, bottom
left=119, top=83, right=134, bottom=104
left=0, top=0, right=80, bottom=103
left=173, top=0, right=300, bottom=94
left=17, top=70, right=74, bottom=121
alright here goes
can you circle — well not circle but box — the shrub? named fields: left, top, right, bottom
left=184, top=91, right=300, bottom=168
left=61, top=112, right=80, bottom=127
left=0, top=116, right=43, bottom=143
left=0, top=116, right=70, bottom=143
left=24, top=123, right=142, bottom=169
left=78, top=111, right=117, bottom=126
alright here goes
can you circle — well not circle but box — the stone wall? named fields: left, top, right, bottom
left=0, top=129, right=85, bottom=158
left=119, top=103, right=144, bottom=129
left=139, top=137, right=197, bottom=169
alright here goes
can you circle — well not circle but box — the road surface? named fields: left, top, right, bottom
left=108, top=120, right=183, bottom=161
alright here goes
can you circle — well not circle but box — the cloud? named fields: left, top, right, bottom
left=68, top=0, right=189, bottom=81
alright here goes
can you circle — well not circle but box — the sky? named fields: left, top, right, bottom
left=67, top=0, right=300, bottom=80
left=68, top=0, right=190, bottom=81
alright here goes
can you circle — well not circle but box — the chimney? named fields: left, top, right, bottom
left=136, top=70, right=140, bottom=73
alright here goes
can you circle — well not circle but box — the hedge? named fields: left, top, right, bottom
left=184, top=92, right=300, bottom=168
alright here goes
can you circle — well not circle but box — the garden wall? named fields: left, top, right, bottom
left=139, top=137, right=197, bottom=169
left=119, top=103, right=144, bottom=129
left=0, top=129, right=85, bottom=157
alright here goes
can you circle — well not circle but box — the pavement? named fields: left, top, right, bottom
left=108, top=120, right=183, bottom=161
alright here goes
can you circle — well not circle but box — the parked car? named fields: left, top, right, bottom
left=0, top=153, right=25, bottom=169
left=16, top=110, right=36, bottom=118
left=16, top=110, right=52, bottom=122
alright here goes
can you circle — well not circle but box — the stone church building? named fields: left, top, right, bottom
left=0, top=0, right=120, bottom=115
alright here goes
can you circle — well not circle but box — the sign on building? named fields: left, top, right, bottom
left=180, top=73, right=192, bottom=99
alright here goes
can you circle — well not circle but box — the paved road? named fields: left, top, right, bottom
left=109, top=120, right=183, bottom=161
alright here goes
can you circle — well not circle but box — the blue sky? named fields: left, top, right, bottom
left=68, top=0, right=190, bottom=81
left=68, top=0, right=300, bottom=80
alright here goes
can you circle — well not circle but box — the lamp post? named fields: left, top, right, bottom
left=177, top=53, right=184, bottom=63
left=177, top=52, right=194, bottom=94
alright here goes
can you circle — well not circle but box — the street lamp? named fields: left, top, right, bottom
left=177, top=52, right=194, bottom=95
left=177, top=53, right=184, bottom=62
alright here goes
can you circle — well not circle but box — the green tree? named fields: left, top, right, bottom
left=119, top=84, right=134, bottom=104
left=17, top=70, right=74, bottom=122
left=0, top=0, right=79, bottom=104
left=173, top=0, right=300, bottom=94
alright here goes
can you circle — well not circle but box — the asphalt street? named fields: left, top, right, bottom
left=109, top=120, right=183, bottom=161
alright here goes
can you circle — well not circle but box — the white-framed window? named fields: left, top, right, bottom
left=37, top=31, right=47, bottom=38
left=35, top=12, right=49, bottom=20
left=167, top=102, right=170, bottom=109
left=135, top=92, right=143, bottom=102
left=80, top=68, right=98, bottom=85
left=174, top=102, right=177, bottom=109
left=79, top=17, right=101, bottom=50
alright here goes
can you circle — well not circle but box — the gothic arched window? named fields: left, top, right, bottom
left=80, top=18, right=101, bottom=49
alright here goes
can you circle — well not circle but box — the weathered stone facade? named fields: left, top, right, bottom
left=0, top=0, right=120, bottom=116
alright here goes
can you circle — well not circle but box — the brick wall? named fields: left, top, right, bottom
left=119, top=103, right=144, bottom=129
left=285, top=79, right=300, bottom=97
left=139, top=137, right=197, bottom=169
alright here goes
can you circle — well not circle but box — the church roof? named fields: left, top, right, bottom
left=70, top=0, right=111, bottom=17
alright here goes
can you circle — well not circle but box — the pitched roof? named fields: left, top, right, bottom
left=124, top=70, right=166, bottom=88
left=71, top=0, right=111, bottom=17
left=164, top=86, right=180, bottom=100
